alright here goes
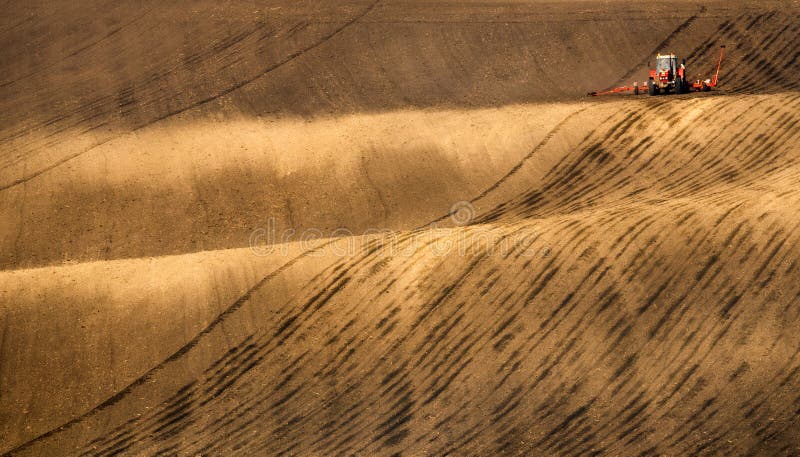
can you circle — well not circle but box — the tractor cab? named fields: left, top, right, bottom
left=655, top=54, right=678, bottom=81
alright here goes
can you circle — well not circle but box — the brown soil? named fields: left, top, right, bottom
left=1, top=0, right=799, bottom=455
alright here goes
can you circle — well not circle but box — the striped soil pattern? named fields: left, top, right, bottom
left=1, top=1, right=800, bottom=456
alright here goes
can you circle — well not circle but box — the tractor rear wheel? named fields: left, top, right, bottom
left=648, top=79, right=658, bottom=96
left=675, top=77, right=685, bottom=94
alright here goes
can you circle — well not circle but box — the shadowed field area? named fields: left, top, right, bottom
left=1, top=0, right=799, bottom=455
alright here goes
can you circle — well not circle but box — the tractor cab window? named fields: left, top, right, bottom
left=656, top=57, right=675, bottom=73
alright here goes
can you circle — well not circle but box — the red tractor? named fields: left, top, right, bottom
left=648, top=53, right=687, bottom=95
left=589, top=46, right=726, bottom=97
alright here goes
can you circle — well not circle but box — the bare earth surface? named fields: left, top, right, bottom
left=1, top=0, right=800, bottom=455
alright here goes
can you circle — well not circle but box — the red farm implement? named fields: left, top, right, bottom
left=589, top=46, right=726, bottom=97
